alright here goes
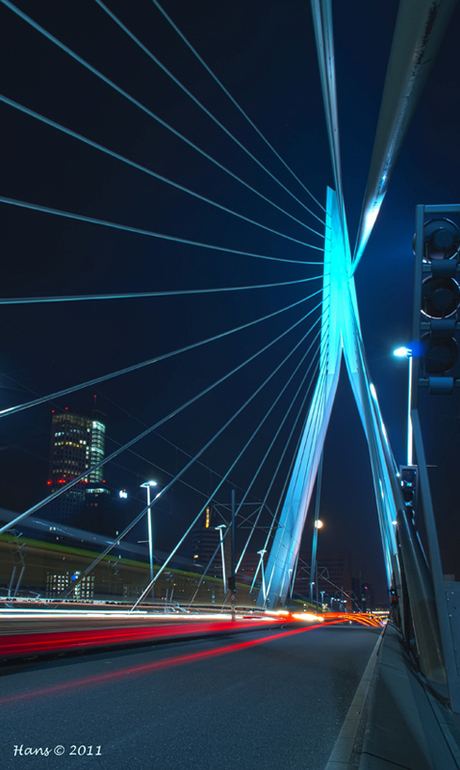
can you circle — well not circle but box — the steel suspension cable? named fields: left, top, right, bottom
left=93, top=388, right=251, bottom=501
left=139, top=359, right=326, bottom=610
left=262, top=331, right=330, bottom=565
left=95, top=0, right=325, bottom=228
left=83, top=330, right=281, bottom=505
left=228, top=328, right=323, bottom=535
left=0, top=1, right=324, bottom=240
left=0, top=288, right=323, bottom=419
left=0, top=95, right=322, bottom=245
left=0, top=365, right=241, bottom=507
left=0, top=295, right=325, bottom=536
left=173, top=348, right=326, bottom=606
left=238, top=298, right=331, bottom=558
left=263, top=362, right=327, bottom=549
left=187, top=537, right=225, bottom=606
left=0, top=274, right=321, bottom=306
left=262, top=367, right=328, bottom=601
left=58, top=304, right=325, bottom=601
left=235, top=337, right=325, bottom=571
left=0, top=197, right=323, bottom=260
left=131, top=313, right=326, bottom=609
left=248, top=364, right=326, bottom=593
left=151, top=0, right=326, bottom=216
left=225, top=323, right=328, bottom=535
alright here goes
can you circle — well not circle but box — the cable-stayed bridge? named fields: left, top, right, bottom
left=1, top=1, right=460, bottom=767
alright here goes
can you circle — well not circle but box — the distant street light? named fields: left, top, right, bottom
left=215, top=525, right=227, bottom=594
left=393, top=346, right=411, bottom=358
left=393, top=346, right=413, bottom=464
left=140, top=480, right=158, bottom=601
left=310, top=518, right=324, bottom=606
left=256, top=549, right=267, bottom=600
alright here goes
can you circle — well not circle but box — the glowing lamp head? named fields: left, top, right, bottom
left=314, top=519, right=324, bottom=529
left=393, top=347, right=411, bottom=358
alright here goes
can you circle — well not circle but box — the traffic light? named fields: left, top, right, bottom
left=228, top=575, right=236, bottom=592
left=418, top=218, right=460, bottom=394
left=399, top=465, right=418, bottom=518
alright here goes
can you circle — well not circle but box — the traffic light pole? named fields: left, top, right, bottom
left=409, top=203, right=460, bottom=711
left=412, top=408, right=460, bottom=710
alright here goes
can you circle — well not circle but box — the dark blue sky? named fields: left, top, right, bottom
left=0, top=0, right=459, bottom=604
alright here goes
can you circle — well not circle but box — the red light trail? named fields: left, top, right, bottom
left=0, top=612, right=381, bottom=659
left=0, top=621, right=347, bottom=705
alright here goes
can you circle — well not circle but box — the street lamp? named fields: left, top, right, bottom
left=310, top=518, right=323, bottom=606
left=254, top=549, right=267, bottom=600
left=393, top=346, right=413, bottom=465
left=215, top=525, right=227, bottom=594
left=140, top=480, right=158, bottom=601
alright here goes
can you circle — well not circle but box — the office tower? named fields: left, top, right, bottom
left=47, top=408, right=107, bottom=525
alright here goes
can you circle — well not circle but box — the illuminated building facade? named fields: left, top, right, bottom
left=46, top=570, right=95, bottom=600
left=48, top=409, right=108, bottom=525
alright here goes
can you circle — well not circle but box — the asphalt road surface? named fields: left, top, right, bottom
left=0, top=624, right=381, bottom=770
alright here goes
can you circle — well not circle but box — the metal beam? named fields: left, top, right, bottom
left=353, top=0, right=458, bottom=270
left=259, top=187, right=343, bottom=608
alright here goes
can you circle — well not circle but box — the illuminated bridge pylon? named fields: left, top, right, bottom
left=259, top=185, right=400, bottom=608
left=259, top=0, right=457, bottom=611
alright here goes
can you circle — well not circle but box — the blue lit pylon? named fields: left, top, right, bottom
left=258, top=0, right=410, bottom=608
left=259, top=187, right=399, bottom=608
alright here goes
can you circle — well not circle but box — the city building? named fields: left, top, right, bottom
left=237, top=551, right=264, bottom=589
left=351, top=574, right=375, bottom=611
left=314, top=551, right=353, bottom=610
left=292, top=549, right=354, bottom=609
left=190, top=505, right=231, bottom=578
left=292, top=551, right=311, bottom=598
left=46, top=570, right=95, bottom=601
left=47, top=407, right=109, bottom=526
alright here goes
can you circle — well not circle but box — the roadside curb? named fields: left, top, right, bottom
left=325, top=632, right=382, bottom=769
left=358, top=623, right=460, bottom=769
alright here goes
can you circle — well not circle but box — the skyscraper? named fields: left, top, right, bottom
left=47, top=408, right=107, bottom=525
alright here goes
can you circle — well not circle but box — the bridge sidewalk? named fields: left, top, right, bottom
left=359, top=622, right=460, bottom=769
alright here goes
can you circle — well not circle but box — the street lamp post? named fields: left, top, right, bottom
left=215, top=525, right=227, bottom=595
left=393, top=347, right=413, bottom=465
left=310, top=518, right=323, bottom=606
left=255, top=549, right=267, bottom=600
left=141, top=480, right=158, bottom=602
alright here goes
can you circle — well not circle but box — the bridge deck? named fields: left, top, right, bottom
left=1, top=624, right=379, bottom=770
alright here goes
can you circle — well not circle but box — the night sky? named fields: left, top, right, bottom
left=0, top=0, right=459, bottom=606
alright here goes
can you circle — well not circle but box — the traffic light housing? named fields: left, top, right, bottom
left=399, top=465, right=418, bottom=518
left=415, top=217, right=460, bottom=395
